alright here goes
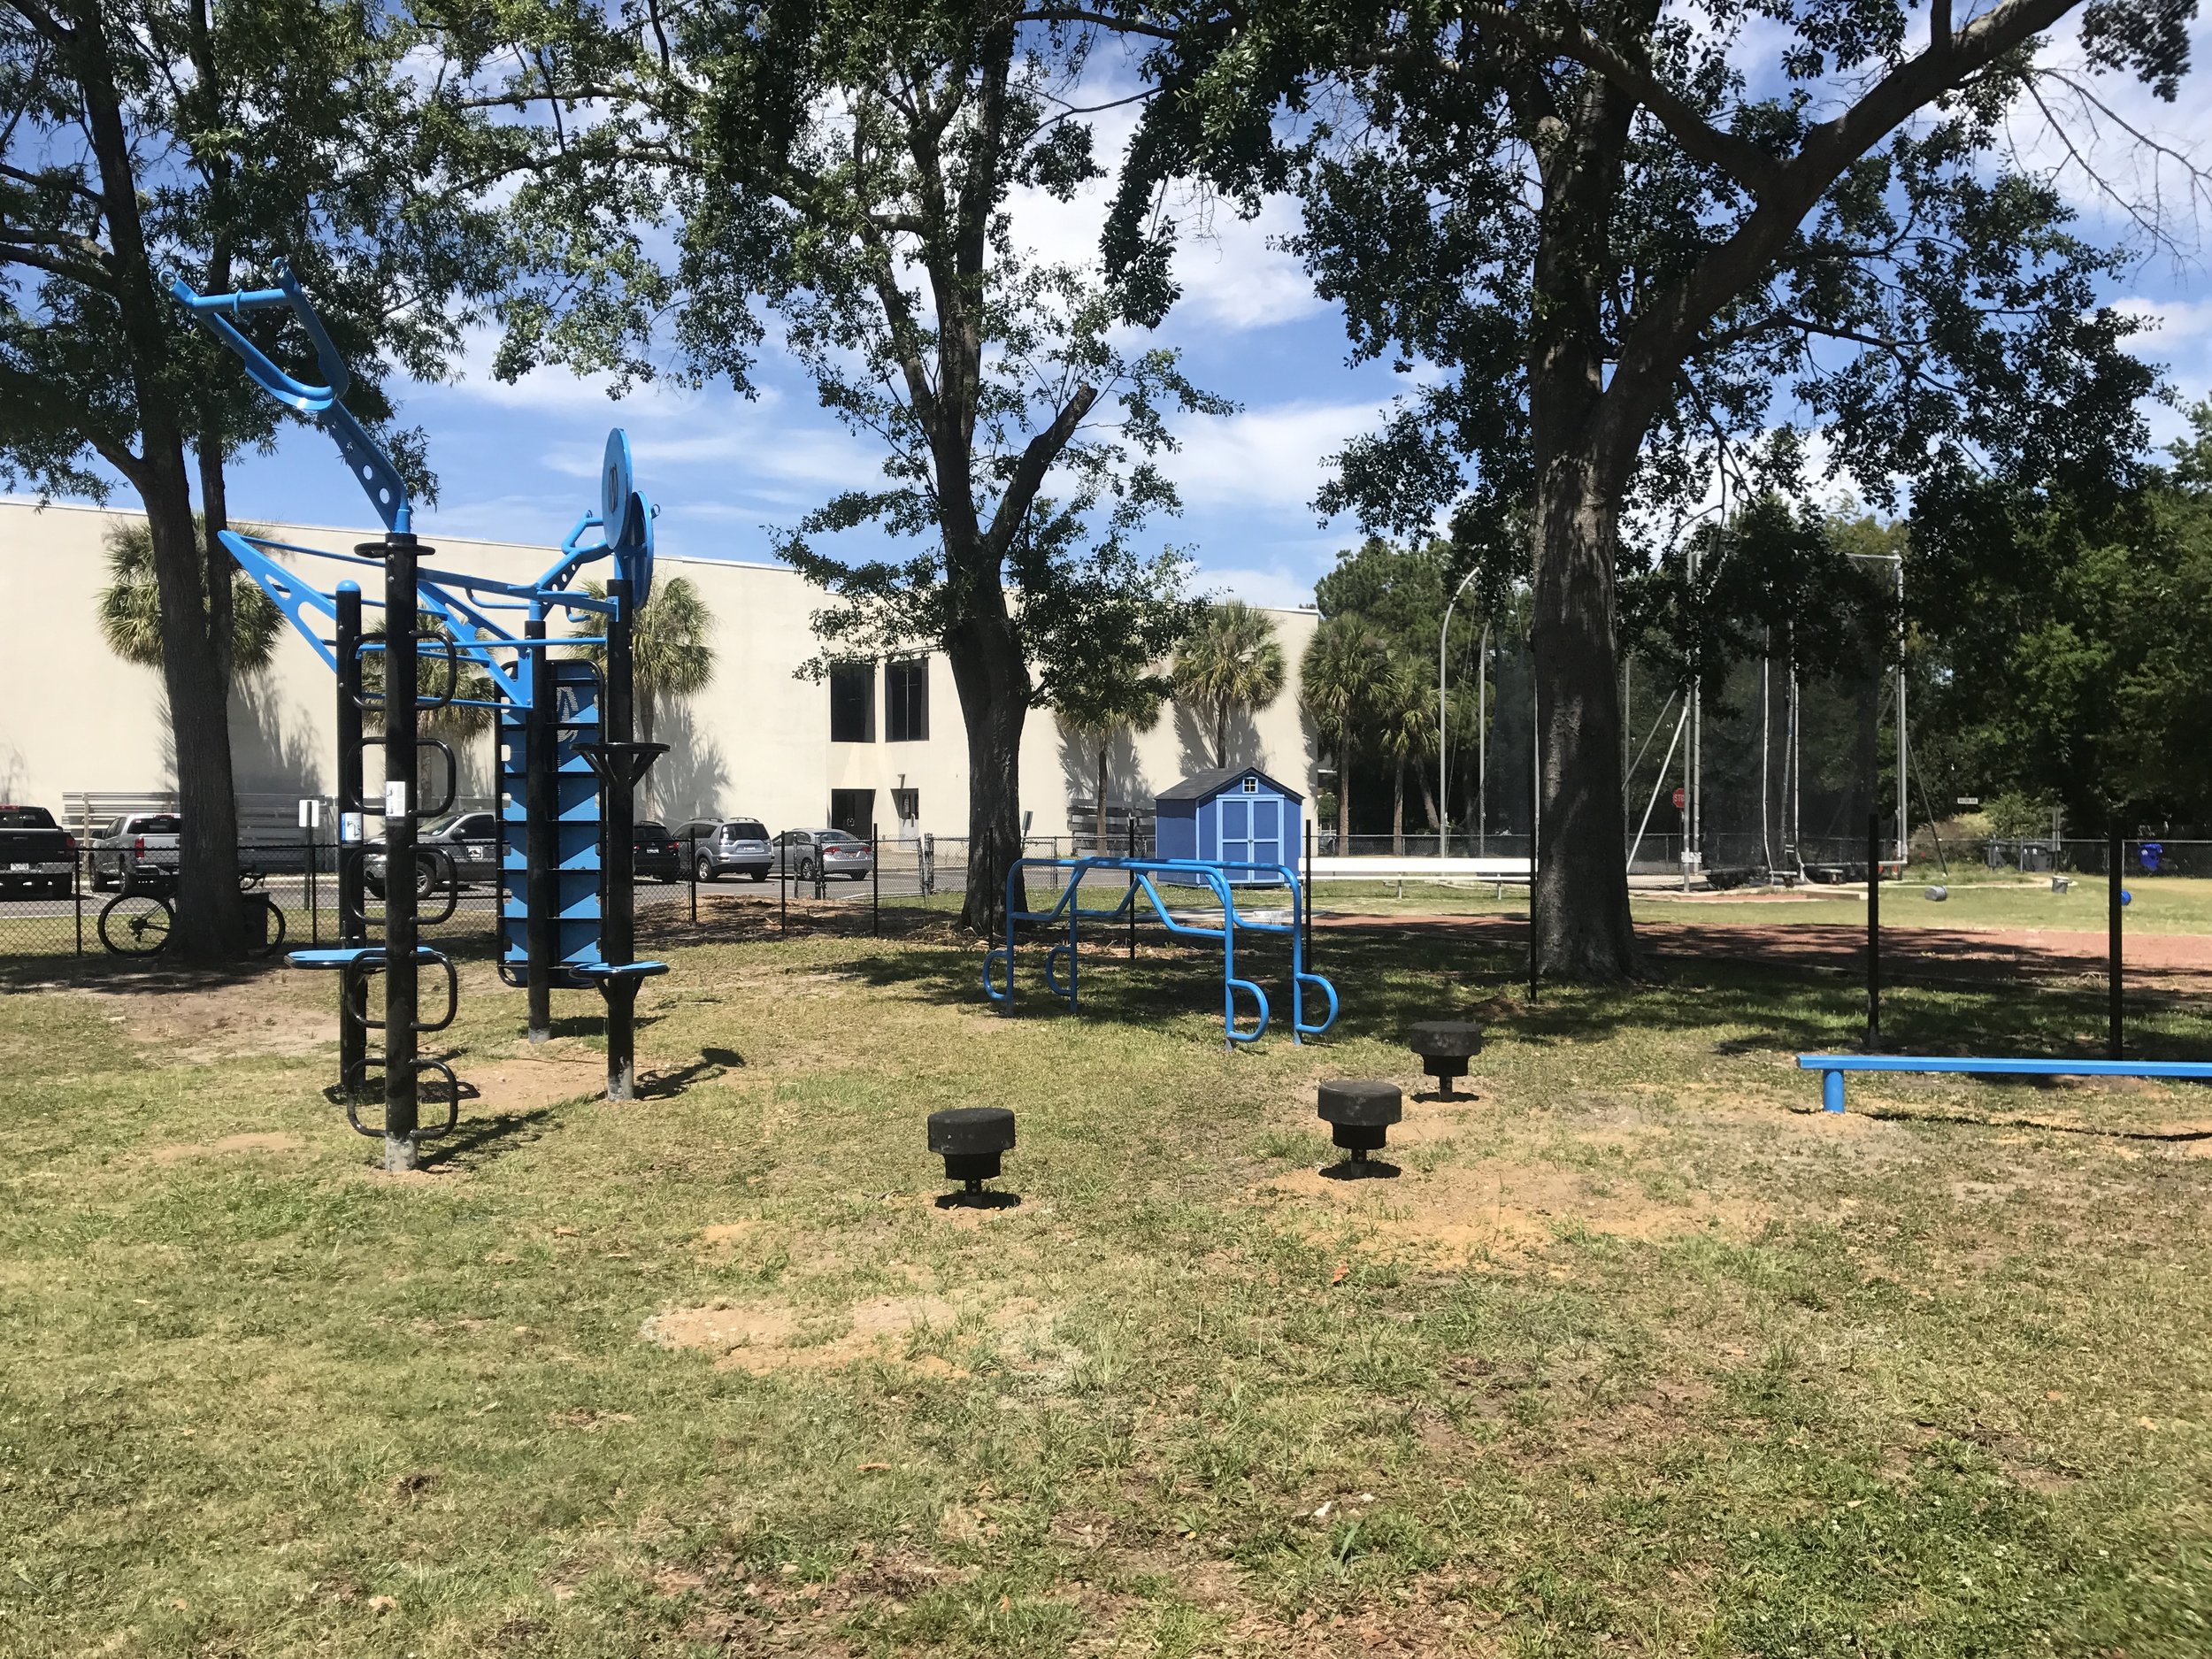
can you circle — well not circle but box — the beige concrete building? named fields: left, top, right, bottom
left=0, top=499, right=1320, bottom=842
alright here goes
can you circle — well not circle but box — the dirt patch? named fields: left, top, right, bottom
left=145, top=1131, right=306, bottom=1164
left=85, top=979, right=337, bottom=1064
left=463, top=1047, right=609, bottom=1111
left=641, top=1293, right=1061, bottom=1375
left=1250, top=1156, right=1763, bottom=1262
left=696, top=1222, right=757, bottom=1248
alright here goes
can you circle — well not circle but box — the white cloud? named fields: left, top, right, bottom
left=1164, top=398, right=1388, bottom=511
left=1194, top=562, right=1320, bottom=610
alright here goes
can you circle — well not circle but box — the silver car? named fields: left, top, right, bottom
left=678, top=817, right=773, bottom=882
left=774, top=828, right=874, bottom=882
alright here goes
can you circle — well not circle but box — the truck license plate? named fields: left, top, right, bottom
left=6, top=863, right=28, bottom=872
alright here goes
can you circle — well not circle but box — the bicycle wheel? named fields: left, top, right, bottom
left=243, top=894, right=286, bottom=959
left=100, top=894, right=174, bottom=956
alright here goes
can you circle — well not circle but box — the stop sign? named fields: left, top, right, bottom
left=1671, top=786, right=1687, bottom=810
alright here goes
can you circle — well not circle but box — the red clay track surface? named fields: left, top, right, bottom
left=1317, top=912, right=2212, bottom=992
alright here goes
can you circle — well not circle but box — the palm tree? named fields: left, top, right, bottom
left=1301, top=616, right=1388, bottom=847
left=1052, top=665, right=1171, bottom=854
left=1171, top=600, right=1286, bottom=767
left=97, top=517, right=281, bottom=680
left=1377, top=655, right=1437, bottom=855
left=581, top=576, right=718, bottom=749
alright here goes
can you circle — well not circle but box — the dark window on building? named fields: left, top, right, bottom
left=829, top=661, right=876, bottom=742
left=828, top=788, right=876, bottom=838
left=885, top=657, right=929, bottom=742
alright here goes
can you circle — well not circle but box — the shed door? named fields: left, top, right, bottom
left=1217, top=796, right=1248, bottom=866
left=1248, top=798, right=1283, bottom=870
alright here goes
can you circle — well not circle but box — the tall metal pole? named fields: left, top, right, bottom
left=524, top=611, right=555, bottom=1043
left=1895, top=559, right=1909, bottom=867
left=1439, top=568, right=1479, bottom=859
left=1866, top=810, right=1881, bottom=1050
left=381, top=534, right=422, bottom=1172
left=1477, top=623, right=1489, bottom=856
left=598, top=576, right=647, bottom=1102
left=2109, top=822, right=2125, bottom=1061
left=334, top=582, right=368, bottom=1100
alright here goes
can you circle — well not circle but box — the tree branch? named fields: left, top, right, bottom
left=987, top=383, right=1099, bottom=560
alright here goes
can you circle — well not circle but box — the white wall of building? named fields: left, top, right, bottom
left=0, top=499, right=1320, bottom=840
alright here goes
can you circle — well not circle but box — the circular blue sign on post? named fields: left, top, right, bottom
left=617, top=492, right=655, bottom=610
left=601, top=429, right=636, bottom=548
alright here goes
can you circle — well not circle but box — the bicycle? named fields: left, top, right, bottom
left=98, top=863, right=285, bottom=959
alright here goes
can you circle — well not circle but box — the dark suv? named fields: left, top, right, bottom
left=676, top=818, right=773, bottom=882
left=633, top=822, right=683, bottom=883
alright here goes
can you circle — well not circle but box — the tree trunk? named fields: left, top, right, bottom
left=1415, top=755, right=1439, bottom=833
left=70, top=0, right=242, bottom=959
left=949, top=602, right=1031, bottom=935
left=1215, top=700, right=1228, bottom=768
left=1529, top=457, right=1637, bottom=980
left=1392, top=755, right=1405, bottom=855
left=1096, top=737, right=1110, bottom=856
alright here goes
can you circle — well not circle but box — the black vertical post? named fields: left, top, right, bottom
left=1528, top=711, right=1540, bottom=1002
left=2109, top=823, right=2124, bottom=1061
left=304, top=813, right=317, bottom=946
left=1302, top=817, right=1314, bottom=966
left=1866, top=810, right=1881, bottom=1051
left=334, top=584, right=369, bottom=1100
left=381, top=536, right=422, bottom=1171
left=524, top=613, right=555, bottom=1043
left=780, top=846, right=787, bottom=933
left=1126, top=817, right=1138, bottom=962
left=687, top=830, right=697, bottom=926
left=73, top=841, right=82, bottom=956
left=872, top=820, right=880, bottom=936
left=601, top=577, right=641, bottom=1102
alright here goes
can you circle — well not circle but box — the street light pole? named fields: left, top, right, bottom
left=1438, top=567, right=1480, bottom=858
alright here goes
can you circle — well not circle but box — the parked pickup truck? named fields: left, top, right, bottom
left=89, top=812, right=182, bottom=890
left=0, top=805, right=77, bottom=898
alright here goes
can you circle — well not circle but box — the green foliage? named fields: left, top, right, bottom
left=1912, top=401, right=2212, bottom=825
left=96, top=517, right=280, bottom=681
left=1171, top=599, right=1286, bottom=766
left=1984, top=791, right=2058, bottom=846
left=0, top=0, right=518, bottom=503
left=580, top=577, right=718, bottom=747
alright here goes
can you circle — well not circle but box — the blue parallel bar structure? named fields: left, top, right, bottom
left=1798, top=1054, right=2212, bottom=1114
left=982, top=855, right=1339, bottom=1047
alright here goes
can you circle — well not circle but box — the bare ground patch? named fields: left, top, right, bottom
left=143, top=1130, right=307, bottom=1164
left=1249, top=1155, right=1763, bottom=1263
left=640, top=1292, right=1063, bottom=1376
left=84, top=977, right=336, bottom=1063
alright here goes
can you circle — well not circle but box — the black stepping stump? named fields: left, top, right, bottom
left=1317, top=1079, right=1402, bottom=1168
left=1408, top=1019, right=1483, bottom=1099
left=928, top=1106, right=1017, bottom=1196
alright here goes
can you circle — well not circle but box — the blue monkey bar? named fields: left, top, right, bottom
left=982, top=856, right=1338, bottom=1047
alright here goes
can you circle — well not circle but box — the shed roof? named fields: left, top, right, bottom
left=1156, top=765, right=1304, bottom=805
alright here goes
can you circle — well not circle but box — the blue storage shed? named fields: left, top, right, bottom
left=1154, top=766, right=1303, bottom=880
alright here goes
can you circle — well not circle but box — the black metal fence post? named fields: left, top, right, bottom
left=872, top=820, right=880, bottom=935
left=334, top=583, right=369, bottom=1101
left=73, top=845, right=82, bottom=957
left=1302, top=818, right=1313, bottom=967
left=687, top=829, right=697, bottom=926
left=1866, top=810, right=1881, bottom=1050
left=1119, top=818, right=1133, bottom=962
left=380, top=534, right=423, bottom=1172
left=780, top=849, right=787, bottom=934
left=524, top=613, right=555, bottom=1044
left=2110, top=824, right=2125, bottom=1061
left=1528, top=718, right=1540, bottom=1002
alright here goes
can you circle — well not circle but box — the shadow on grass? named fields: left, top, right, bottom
left=634, top=1046, right=744, bottom=1100
left=834, top=918, right=2212, bottom=1066
left=419, top=1104, right=560, bottom=1171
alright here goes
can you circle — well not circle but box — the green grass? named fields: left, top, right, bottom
left=3, top=926, right=2211, bottom=1655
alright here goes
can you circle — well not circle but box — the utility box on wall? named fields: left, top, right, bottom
left=1153, top=766, right=1302, bottom=881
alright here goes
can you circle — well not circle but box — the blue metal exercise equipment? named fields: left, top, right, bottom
left=982, top=856, right=1338, bottom=1046
left=173, top=257, right=670, bottom=1122
left=1799, top=1053, right=2212, bottom=1113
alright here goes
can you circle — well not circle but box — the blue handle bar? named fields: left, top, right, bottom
left=169, top=258, right=351, bottom=414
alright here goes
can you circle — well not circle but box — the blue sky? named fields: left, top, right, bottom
left=43, top=12, right=2212, bottom=608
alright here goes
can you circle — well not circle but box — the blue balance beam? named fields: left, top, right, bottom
left=1798, top=1053, right=2212, bottom=1113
